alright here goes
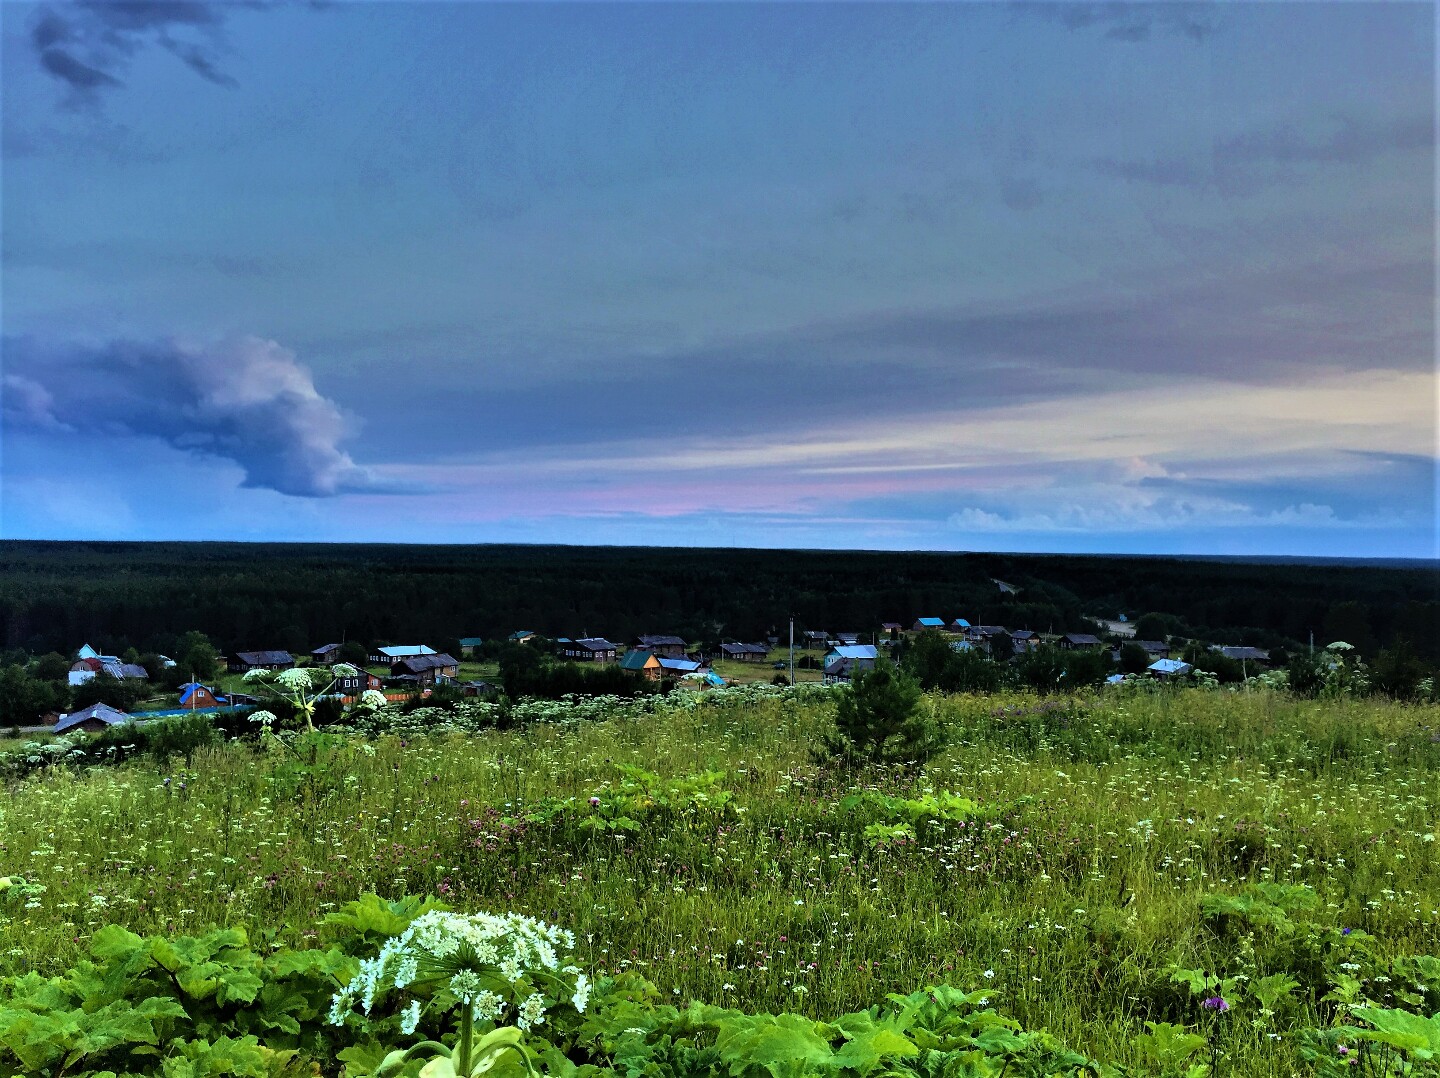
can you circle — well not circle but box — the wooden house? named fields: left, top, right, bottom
left=229, top=650, right=295, bottom=673
left=335, top=667, right=382, bottom=694
left=620, top=649, right=663, bottom=680
left=54, top=703, right=131, bottom=736
left=559, top=638, right=618, bottom=663
left=311, top=643, right=343, bottom=665
left=633, top=635, right=688, bottom=658
left=718, top=642, right=770, bottom=662
left=370, top=645, right=435, bottom=664
left=390, top=653, right=460, bottom=687
left=178, top=683, right=224, bottom=709
left=823, top=644, right=878, bottom=683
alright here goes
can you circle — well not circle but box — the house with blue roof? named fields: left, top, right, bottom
left=179, top=683, right=226, bottom=709
left=1148, top=658, right=1193, bottom=678
left=912, top=617, right=946, bottom=631
left=369, top=644, right=435, bottom=664
left=824, top=643, right=879, bottom=683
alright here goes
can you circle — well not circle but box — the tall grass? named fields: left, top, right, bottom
left=2, top=687, right=1437, bottom=1073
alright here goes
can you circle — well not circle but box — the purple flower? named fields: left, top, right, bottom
left=1342, top=927, right=1353, bottom=936
left=1200, top=996, right=1230, bottom=1012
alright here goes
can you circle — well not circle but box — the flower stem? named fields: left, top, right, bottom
left=457, top=1001, right=474, bottom=1074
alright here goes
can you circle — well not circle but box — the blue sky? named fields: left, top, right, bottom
left=2, top=2, right=1434, bottom=556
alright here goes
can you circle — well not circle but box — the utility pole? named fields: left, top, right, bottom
left=789, top=616, right=795, bottom=686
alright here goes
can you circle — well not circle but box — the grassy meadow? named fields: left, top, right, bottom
left=2, top=687, right=1439, bottom=1074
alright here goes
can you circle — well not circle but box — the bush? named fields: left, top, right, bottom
left=91, top=713, right=221, bottom=763
left=818, top=658, right=940, bottom=769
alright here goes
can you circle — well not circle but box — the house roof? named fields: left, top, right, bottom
left=394, top=653, right=459, bottom=673
left=1133, top=640, right=1169, bottom=653
left=179, top=684, right=225, bottom=706
left=311, top=643, right=342, bottom=655
left=102, top=661, right=149, bottom=680
left=975, top=625, right=1009, bottom=636
left=377, top=645, right=435, bottom=659
left=951, top=619, right=971, bottom=628
left=824, top=654, right=875, bottom=676
left=236, top=650, right=294, bottom=666
left=459, top=637, right=485, bottom=647
left=1010, top=630, right=1036, bottom=639
left=77, top=643, right=100, bottom=660
left=55, top=702, right=131, bottom=734
left=828, top=644, right=878, bottom=660
left=508, top=630, right=535, bottom=640
left=1219, top=646, right=1270, bottom=661
left=1149, top=658, right=1193, bottom=675
left=881, top=622, right=903, bottom=630
left=658, top=657, right=701, bottom=674
left=1063, top=633, right=1102, bottom=646
left=572, top=637, right=617, bottom=651
left=636, top=634, right=687, bottom=647
left=719, top=642, right=769, bottom=656
left=915, top=617, right=945, bottom=627
left=620, top=650, right=660, bottom=671
left=835, top=633, right=861, bottom=644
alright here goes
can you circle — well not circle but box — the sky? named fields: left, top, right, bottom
left=1, top=1, right=1435, bottom=557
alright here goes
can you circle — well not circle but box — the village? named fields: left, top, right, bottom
left=36, top=615, right=1274, bottom=736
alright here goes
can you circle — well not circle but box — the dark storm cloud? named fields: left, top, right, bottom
left=1095, top=112, right=1434, bottom=193
left=28, top=0, right=249, bottom=102
left=4, top=336, right=389, bottom=498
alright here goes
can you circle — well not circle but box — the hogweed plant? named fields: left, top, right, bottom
left=330, top=910, right=588, bottom=1077
left=242, top=665, right=341, bottom=731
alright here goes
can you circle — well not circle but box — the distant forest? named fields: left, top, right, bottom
left=0, top=541, right=1434, bottom=662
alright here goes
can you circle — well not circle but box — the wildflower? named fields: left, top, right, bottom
left=1200, top=996, right=1230, bottom=1012
left=518, top=992, right=547, bottom=1029
left=274, top=668, right=318, bottom=690
left=473, top=990, right=505, bottom=1022
left=572, top=973, right=590, bottom=1013
left=450, top=970, right=484, bottom=1002
left=982, top=969, right=995, bottom=979
left=401, top=1000, right=422, bottom=1035
left=589, top=796, right=601, bottom=806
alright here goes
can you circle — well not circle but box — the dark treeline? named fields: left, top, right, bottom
left=0, top=541, right=1434, bottom=662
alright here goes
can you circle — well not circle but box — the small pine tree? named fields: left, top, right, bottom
left=819, top=657, right=942, bottom=769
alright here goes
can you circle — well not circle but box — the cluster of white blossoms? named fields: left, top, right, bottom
left=329, top=910, right=588, bottom=1034
left=359, top=689, right=389, bottom=709
left=274, top=668, right=321, bottom=690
